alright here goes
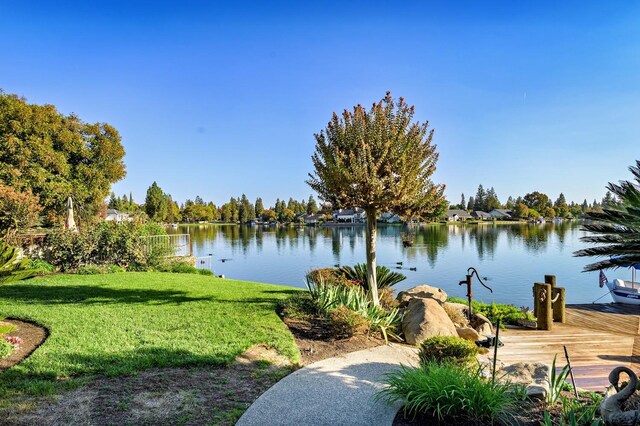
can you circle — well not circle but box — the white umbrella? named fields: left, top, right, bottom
left=65, top=196, right=77, bottom=232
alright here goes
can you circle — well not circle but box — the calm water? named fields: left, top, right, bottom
left=170, top=222, right=612, bottom=308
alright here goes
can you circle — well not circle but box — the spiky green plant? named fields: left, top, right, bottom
left=0, top=241, right=36, bottom=284
left=574, top=160, right=640, bottom=271
left=338, top=263, right=406, bottom=291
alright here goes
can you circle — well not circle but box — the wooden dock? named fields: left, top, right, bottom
left=498, top=303, right=640, bottom=391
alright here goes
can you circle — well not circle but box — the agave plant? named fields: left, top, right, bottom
left=338, top=263, right=406, bottom=291
left=0, top=240, right=37, bottom=284
left=574, top=160, right=640, bottom=271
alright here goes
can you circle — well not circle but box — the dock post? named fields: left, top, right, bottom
left=534, top=282, right=553, bottom=330
left=544, top=275, right=556, bottom=288
left=552, top=287, right=566, bottom=323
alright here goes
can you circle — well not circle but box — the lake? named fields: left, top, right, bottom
left=169, top=222, right=612, bottom=308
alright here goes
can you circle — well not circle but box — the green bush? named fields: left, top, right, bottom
left=447, top=297, right=533, bottom=325
left=418, top=336, right=479, bottom=365
left=305, top=278, right=401, bottom=342
left=378, top=362, right=515, bottom=424
left=27, top=258, right=56, bottom=275
left=45, top=221, right=174, bottom=272
left=329, top=306, right=370, bottom=338
left=337, top=263, right=406, bottom=290
left=0, top=339, right=13, bottom=359
left=155, top=261, right=213, bottom=276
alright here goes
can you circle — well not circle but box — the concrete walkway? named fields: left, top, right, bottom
left=236, top=344, right=419, bottom=426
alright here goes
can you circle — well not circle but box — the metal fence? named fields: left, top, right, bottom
left=141, top=234, right=191, bottom=257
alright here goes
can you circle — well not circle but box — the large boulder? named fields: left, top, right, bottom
left=456, top=326, right=480, bottom=342
left=402, top=298, right=458, bottom=345
left=499, top=362, right=550, bottom=400
left=443, top=302, right=470, bottom=327
left=471, top=313, right=494, bottom=336
left=397, top=285, right=448, bottom=306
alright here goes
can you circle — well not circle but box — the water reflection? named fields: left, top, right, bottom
left=171, top=221, right=597, bottom=306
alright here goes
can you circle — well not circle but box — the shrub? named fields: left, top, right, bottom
left=306, top=277, right=402, bottom=342
left=446, top=297, right=534, bottom=325
left=378, top=362, right=515, bottom=424
left=418, top=336, right=478, bottom=366
left=27, top=258, right=56, bottom=275
left=337, top=263, right=406, bottom=291
left=329, top=306, right=370, bottom=338
left=44, top=221, right=175, bottom=272
left=0, top=339, right=12, bottom=359
left=155, top=261, right=213, bottom=276
left=278, top=292, right=316, bottom=321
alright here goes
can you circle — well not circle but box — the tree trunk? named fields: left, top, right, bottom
left=365, top=208, right=379, bottom=306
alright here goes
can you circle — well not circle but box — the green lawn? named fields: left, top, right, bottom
left=0, top=272, right=300, bottom=396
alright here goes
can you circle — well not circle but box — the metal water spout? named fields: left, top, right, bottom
left=459, top=267, right=493, bottom=321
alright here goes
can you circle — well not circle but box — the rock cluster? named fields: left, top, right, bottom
left=397, top=285, right=494, bottom=345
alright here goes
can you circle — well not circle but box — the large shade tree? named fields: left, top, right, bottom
left=0, top=91, right=126, bottom=225
left=307, top=92, right=446, bottom=305
left=574, top=160, right=640, bottom=271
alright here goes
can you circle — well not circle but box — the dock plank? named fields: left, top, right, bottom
left=496, top=303, right=640, bottom=391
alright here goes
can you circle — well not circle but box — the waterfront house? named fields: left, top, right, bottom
left=379, top=212, right=402, bottom=223
left=471, top=211, right=492, bottom=220
left=304, top=213, right=324, bottom=224
left=445, top=209, right=472, bottom=221
left=105, top=209, right=132, bottom=223
left=333, top=208, right=366, bottom=223
left=489, top=209, right=514, bottom=219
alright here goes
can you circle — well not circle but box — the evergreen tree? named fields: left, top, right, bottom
left=145, top=182, right=168, bottom=222
left=466, top=196, right=475, bottom=211
left=505, top=196, right=515, bottom=209
left=307, top=195, right=318, bottom=214
left=255, top=197, right=264, bottom=218
left=485, top=187, right=500, bottom=211
left=581, top=199, right=589, bottom=213
left=473, top=185, right=486, bottom=211
left=460, top=193, right=466, bottom=210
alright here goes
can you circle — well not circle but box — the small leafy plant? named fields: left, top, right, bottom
left=447, top=296, right=534, bottom=325
left=0, top=339, right=12, bottom=359
left=418, top=336, right=479, bottom=366
left=547, top=355, right=571, bottom=405
left=378, top=362, right=515, bottom=424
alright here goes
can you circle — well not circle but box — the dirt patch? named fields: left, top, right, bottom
left=0, top=319, right=48, bottom=371
left=283, top=316, right=385, bottom=365
left=4, top=345, right=294, bottom=426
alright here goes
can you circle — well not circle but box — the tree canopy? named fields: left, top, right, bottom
left=0, top=91, right=126, bottom=227
left=307, top=92, right=445, bottom=305
left=574, top=161, right=640, bottom=271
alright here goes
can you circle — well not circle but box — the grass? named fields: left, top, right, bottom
left=0, top=272, right=300, bottom=398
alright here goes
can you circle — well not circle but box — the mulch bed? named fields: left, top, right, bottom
left=0, top=318, right=48, bottom=371
left=281, top=315, right=386, bottom=365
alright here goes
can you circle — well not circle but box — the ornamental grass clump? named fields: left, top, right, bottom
left=418, top=336, right=479, bottom=366
left=378, top=362, right=516, bottom=424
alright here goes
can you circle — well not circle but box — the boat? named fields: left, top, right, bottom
left=601, top=265, right=640, bottom=304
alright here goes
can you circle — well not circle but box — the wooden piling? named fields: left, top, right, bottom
left=544, top=275, right=556, bottom=288
left=552, top=287, right=566, bottom=323
left=534, top=283, right=553, bottom=330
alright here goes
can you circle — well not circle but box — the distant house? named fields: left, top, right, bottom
left=379, top=212, right=402, bottom=223
left=489, top=209, right=513, bottom=219
left=304, top=213, right=324, bottom=224
left=471, top=211, right=492, bottom=220
left=333, top=208, right=366, bottom=223
left=105, top=209, right=132, bottom=223
left=445, top=209, right=472, bottom=222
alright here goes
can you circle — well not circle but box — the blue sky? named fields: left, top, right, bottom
left=2, top=1, right=639, bottom=208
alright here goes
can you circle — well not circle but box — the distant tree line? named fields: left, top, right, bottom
left=105, top=182, right=324, bottom=224
left=449, top=184, right=619, bottom=219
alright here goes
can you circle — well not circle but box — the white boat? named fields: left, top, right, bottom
left=601, top=265, right=640, bottom=305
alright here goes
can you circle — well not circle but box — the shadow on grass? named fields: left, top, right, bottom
left=0, top=346, right=236, bottom=395
left=0, top=284, right=215, bottom=306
